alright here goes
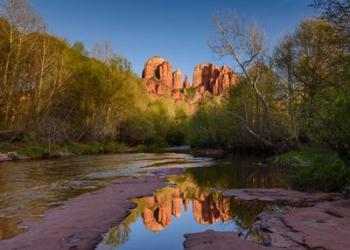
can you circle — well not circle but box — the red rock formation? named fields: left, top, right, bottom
left=183, top=74, right=191, bottom=89
left=192, top=192, right=233, bottom=225
left=142, top=56, right=173, bottom=95
left=172, top=69, right=182, bottom=89
left=171, top=90, right=185, bottom=102
left=142, top=56, right=165, bottom=80
left=142, top=56, right=238, bottom=102
left=159, top=61, right=173, bottom=88
left=142, top=56, right=173, bottom=87
left=192, top=64, right=237, bottom=95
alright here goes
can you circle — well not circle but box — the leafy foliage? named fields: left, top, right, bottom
left=270, top=147, right=350, bottom=192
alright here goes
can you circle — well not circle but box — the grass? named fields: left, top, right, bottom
left=63, top=142, right=120, bottom=155
left=270, top=147, right=350, bottom=192
left=0, top=141, right=122, bottom=159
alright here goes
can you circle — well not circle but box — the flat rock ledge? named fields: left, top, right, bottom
left=183, top=230, right=281, bottom=250
left=254, top=199, right=350, bottom=250
left=0, top=176, right=167, bottom=250
left=184, top=189, right=348, bottom=250
left=223, top=188, right=341, bottom=206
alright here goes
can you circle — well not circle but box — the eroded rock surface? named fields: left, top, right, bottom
left=184, top=74, right=191, bottom=89
left=173, top=69, right=182, bottom=89
left=0, top=176, right=167, bottom=250
left=142, top=56, right=238, bottom=102
left=254, top=199, right=350, bottom=250
left=192, top=64, right=237, bottom=95
left=183, top=230, right=278, bottom=250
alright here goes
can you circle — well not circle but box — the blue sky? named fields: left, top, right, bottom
left=32, top=0, right=316, bottom=80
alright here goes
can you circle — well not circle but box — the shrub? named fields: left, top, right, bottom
left=18, top=145, right=46, bottom=158
left=103, top=141, right=119, bottom=153
left=270, top=147, right=350, bottom=192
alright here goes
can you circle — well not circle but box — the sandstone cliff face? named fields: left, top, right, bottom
left=142, top=56, right=238, bottom=103
left=192, top=64, right=237, bottom=95
left=184, top=74, right=191, bottom=89
left=142, top=56, right=165, bottom=80
left=142, top=56, right=173, bottom=95
left=172, top=69, right=182, bottom=89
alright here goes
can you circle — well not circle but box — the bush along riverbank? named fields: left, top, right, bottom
left=269, top=147, right=350, bottom=192
left=0, top=142, right=135, bottom=162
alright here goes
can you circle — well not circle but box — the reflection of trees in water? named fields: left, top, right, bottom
left=229, top=199, right=267, bottom=229
left=185, top=163, right=288, bottom=189
left=102, top=223, right=131, bottom=247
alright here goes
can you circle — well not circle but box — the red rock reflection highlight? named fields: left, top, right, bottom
left=140, top=187, right=233, bottom=232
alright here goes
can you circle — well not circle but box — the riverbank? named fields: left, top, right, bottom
left=0, top=142, right=227, bottom=163
left=184, top=193, right=350, bottom=250
left=1, top=160, right=350, bottom=250
left=0, top=174, right=170, bottom=250
left=0, top=142, right=137, bottom=162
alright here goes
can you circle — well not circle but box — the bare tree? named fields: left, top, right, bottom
left=0, top=0, right=43, bottom=127
left=273, top=35, right=301, bottom=140
left=210, top=11, right=273, bottom=147
left=91, top=41, right=115, bottom=62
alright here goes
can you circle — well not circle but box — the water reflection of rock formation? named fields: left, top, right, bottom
left=141, top=187, right=233, bottom=232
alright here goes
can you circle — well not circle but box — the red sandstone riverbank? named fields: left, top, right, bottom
left=0, top=175, right=168, bottom=250
left=1, top=166, right=350, bottom=250
left=184, top=189, right=350, bottom=250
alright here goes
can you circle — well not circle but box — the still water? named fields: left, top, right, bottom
left=0, top=153, right=288, bottom=249
left=96, top=158, right=288, bottom=250
left=0, top=153, right=211, bottom=240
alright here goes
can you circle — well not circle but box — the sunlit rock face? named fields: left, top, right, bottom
left=172, top=69, right=182, bottom=89
left=142, top=56, right=166, bottom=80
left=183, top=74, right=191, bottom=89
left=142, top=56, right=238, bottom=102
left=142, top=56, right=172, bottom=95
left=142, top=56, right=176, bottom=96
left=193, top=64, right=237, bottom=95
